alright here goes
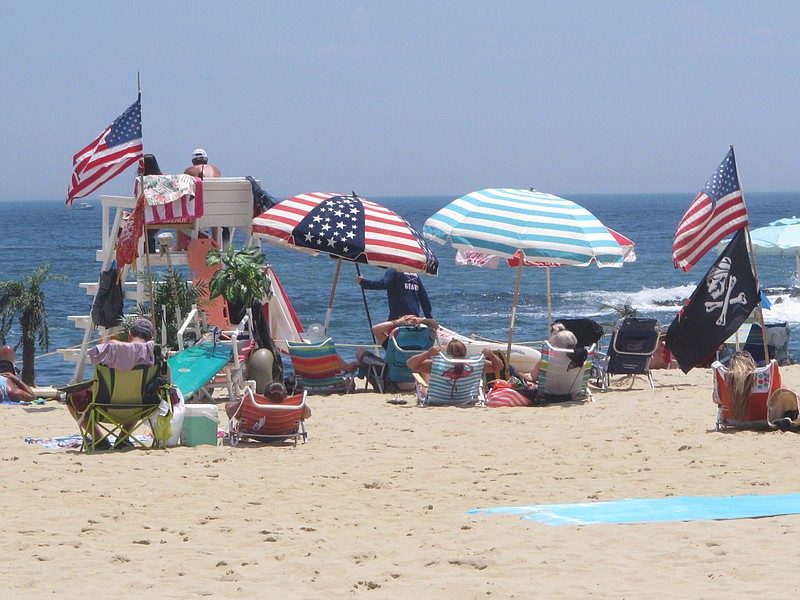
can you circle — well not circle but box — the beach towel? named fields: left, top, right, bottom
left=2, top=398, right=46, bottom=406
left=469, top=493, right=800, bottom=526
left=137, top=174, right=204, bottom=224
left=25, top=432, right=152, bottom=450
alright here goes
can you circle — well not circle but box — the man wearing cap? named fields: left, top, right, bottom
left=184, top=148, right=221, bottom=179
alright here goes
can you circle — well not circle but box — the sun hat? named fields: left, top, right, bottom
left=192, top=148, right=208, bottom=160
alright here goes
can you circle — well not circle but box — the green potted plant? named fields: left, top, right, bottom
left=206, top=245, right=272, bottom=323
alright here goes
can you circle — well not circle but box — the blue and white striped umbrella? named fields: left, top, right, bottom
left=424, top=189, right=626, bottom=358
left=424, top=188, right=625, bottom=266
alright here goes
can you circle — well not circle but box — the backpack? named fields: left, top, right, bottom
left=91, top=267, right=124, bottom=328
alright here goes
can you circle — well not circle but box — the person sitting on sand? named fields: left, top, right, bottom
left=226, top=381, right=311, bottom=420
left=0, top=346, right=36, bottom=402
left=526, top=322, right=577, bottom=382
left=406, top=339, right=502, bottom=387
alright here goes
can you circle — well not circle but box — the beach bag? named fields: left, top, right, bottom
left=91, top=267, right=124, bottom=328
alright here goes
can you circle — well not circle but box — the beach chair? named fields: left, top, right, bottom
left=383, top=325, right=436, bottom=391
left=537, top=342, right=596, bottom=402
left=75, top=360, right=172, bottom=452
left=712, top=359, right=781, bottom=430
left=415, top=354, right=486, bottom=407
left=228, top=386, right=308, bottom=445
left=595, top=318, right=660, bottom=390
left=287, top=337, right=355, bottom=395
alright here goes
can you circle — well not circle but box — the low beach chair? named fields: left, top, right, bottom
left=712, top=359, right=781, bottom=430
left=537, top=342, right=596, bottom=403
left=228, top=386, right=308, bottom=445
left=595, top=318, right=660, bottom=390
left=383, top=325, right=436, bottom=391
left=287, top=337, right=354, bottom=395
left=75, top=361, right=172, bottom=451
left=415, top=354, right=486, bottom=407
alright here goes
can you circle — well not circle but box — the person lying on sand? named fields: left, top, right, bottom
left=0, top=346, right=36, bottom=402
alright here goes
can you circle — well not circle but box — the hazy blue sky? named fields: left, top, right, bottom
left=2, top=1, right=799, bottom=201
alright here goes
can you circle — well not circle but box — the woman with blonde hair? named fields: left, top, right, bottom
left=725, top=350, right=757, bottom=421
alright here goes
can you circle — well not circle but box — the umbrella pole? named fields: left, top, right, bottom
left=546, top=266, right=552, bottom=331
left=355, top=264, right=377, bottom=344
left=505, top=260, right=524, bottom=371
left=323, top=258, right=343, bottom=334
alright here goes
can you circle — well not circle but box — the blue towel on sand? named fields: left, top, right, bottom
left=469, top=494, right=800, bottom=526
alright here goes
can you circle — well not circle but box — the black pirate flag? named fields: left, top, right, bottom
left=665, top=229, right=758, bottom=373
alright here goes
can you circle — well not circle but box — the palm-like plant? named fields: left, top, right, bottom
left=206, top=245, right=272, bottom=321
left=0, top=264, right=66, bottom=385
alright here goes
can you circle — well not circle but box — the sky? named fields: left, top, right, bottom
left=2, top=1, right=799, bottom=201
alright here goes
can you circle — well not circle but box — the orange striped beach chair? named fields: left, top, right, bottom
left=228, top=387, right=308, bottom=445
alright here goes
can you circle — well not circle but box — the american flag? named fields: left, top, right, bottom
left=672, top=148, right=748, bottom=272
left=67, top=95, right=143, bottom=206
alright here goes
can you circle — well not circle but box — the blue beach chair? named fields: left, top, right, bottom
left=383, top=325, right=436, bottom=391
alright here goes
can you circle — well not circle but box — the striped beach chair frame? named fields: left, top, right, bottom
left=537, top=342, right=595, bottom=402
left=417, top=354, right=485, bottom=407
left=287, top=337, right=353, bottom=394
left=229, top=387, right=308, bottom=445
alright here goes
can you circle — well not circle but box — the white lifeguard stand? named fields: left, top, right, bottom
left=60, top=177, right=258, bottom=382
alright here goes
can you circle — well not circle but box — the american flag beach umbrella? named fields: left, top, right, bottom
left=252, top=191, right=439, bottom=332
left=424, top=188, right=624, bottom=360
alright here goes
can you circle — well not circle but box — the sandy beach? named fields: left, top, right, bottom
left=3, top=366, right=800, bottom=598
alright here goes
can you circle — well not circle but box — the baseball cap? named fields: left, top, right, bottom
left=192, top=148, right=208, bottom=160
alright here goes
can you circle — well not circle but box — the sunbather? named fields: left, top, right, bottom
left=226, top=381, right=311, bottom=420
left=0, top=346, right=35, bottom=402
left=406, top=339, right=502, bottom=386
left=66, top=318, right=170, bottom=449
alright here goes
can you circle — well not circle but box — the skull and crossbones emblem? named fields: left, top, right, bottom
left=703, top=257, right=747, bottom=327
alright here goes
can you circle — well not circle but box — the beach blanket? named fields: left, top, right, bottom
left=24, top=432, right=153, bottom=450
left=469, top=494, right=800, bottom=526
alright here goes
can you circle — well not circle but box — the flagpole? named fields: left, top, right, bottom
left=135, top=74, right=156, bottom=335
left=732, top=145, right=770, bottom=363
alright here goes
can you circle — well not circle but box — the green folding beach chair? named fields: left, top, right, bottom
left=79, top=361, right=172, bottom=451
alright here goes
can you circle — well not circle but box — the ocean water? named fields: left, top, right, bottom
left=1, top=193, right=799, bottom=386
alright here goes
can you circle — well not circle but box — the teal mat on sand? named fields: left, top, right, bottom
left=469, top=494, right=800, bottom=526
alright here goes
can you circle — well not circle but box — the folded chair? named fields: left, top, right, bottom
left=415, top=354, right=486, bottom=407
left=712, top=359, right=781, bottom=430
left=228, top=386, right=308, bottom=445
left=383, top=325, right=436, bottom=391
left=596, top=318, right=660, bottom=390
left=76, top=360, right=172, bottom=451
left=287, top=337, right=355, bottom=394
left=538, top=342, right=596, bottom=402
